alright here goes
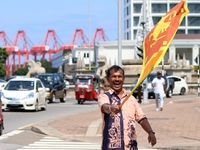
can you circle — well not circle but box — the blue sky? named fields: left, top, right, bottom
left=0, top=0, right=120, bottom=47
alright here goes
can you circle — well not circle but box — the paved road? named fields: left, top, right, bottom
left=1, top=97, right=99, bottom=150
left=2, top=98, right=98, bottom=134
left=0, top=130, right=156, bottom=150
left=1, top=94, right=198, bottom=150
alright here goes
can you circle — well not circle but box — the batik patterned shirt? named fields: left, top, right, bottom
left=98, top=89, right=146, bottom=150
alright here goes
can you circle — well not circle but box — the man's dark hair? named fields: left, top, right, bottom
left=106, top=65, right=124, bottom=77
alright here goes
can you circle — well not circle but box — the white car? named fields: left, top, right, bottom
left=0, top=79, right=7, bottom=91
left=167, top=75, right=188, bottom=95
left=1, top=78, right=47, bottom=111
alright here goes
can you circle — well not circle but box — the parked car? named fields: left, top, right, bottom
left=1, top=78, right=47, bottom=111
left=131, top=72, right=174, bottom=99
left=167, top=75, right=188, bottom=95
left=36, top=73, right=67, bottom=103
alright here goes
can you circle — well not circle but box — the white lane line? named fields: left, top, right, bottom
left=17, top=136, right=101, bottom=150
left=0, top=130, right=24, bottom=140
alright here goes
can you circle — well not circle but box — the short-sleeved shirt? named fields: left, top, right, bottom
left=98, top=88, right=146, bottom=150
left=152, top=77, right=165, bottom=93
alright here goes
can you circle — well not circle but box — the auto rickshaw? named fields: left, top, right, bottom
left=75, top=74, right=100, bottom=104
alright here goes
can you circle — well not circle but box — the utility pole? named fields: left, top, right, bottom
left=142, top=0, right=148, bottom=104
left=88, top=0, right=91, bottom=70
left=118, top=0, right=122, bottom=67
left=162, top=59, right=164, bottom=76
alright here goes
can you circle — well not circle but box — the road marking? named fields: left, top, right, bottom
left=0, top=130, right=24, bottom=140
left=17, top=136, right=157, bottom=150
left=18, top=124, right=33, bottom=130
left=17, top=136, right=101, bottom=150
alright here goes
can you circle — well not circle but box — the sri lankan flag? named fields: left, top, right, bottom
left=130, top=0, right=189, bottom=95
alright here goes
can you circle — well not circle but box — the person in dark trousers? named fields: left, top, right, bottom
left=98, top=65, right=156, bottom=150
left=0, top=95, right=4, bottom=135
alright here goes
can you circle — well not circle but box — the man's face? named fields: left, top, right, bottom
left=107, top=69, right=124, bottom=93
left=157, top=74, right=161, bottom=79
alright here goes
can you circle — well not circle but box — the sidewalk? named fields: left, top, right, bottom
left=32, top=95, right=200, bottom=149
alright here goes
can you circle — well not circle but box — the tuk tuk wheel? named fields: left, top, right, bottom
left=78, top=99, right=84, bottom=104
left=0, top=124, right=3, bottom=136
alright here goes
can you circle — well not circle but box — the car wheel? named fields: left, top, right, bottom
left=166, top=88, right=173, bottom=98
left=41, top=99, right=47, bottom=111
left=148, top=94, right=151, bottom=99
left=78, top=99, right=84, bottom=104
left=180, top=87, right=186, bottom=95
left=50, top=93, right=56, bottom=103
left=35, top=100, right=39, bottom=112
left=80, top=99, right=84, bottom=104
left=60, top=91, right=67, bottom=103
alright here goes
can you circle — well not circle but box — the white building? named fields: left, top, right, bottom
left=52, top=0, right=200, bottom=67
left=124, top=0, right=200, bottom=40
left=122, top=0, right=200, bottom=65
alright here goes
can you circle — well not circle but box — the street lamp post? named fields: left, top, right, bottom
left=117, top=0, right=122, bottom=67
left=142, top=0, right=149, bottom=104
left=88, top=0, right=91, bottom=70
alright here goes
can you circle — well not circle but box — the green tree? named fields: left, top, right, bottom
left=12, top=67, right=28, bottom=75
left=0, top=48, right=9, bottom=77
left=40, top=59, right=58, bottom=73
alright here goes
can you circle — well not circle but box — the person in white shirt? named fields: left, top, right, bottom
left=151, top=72, right=166, bottom=111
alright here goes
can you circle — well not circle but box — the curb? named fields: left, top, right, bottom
left=31, top=125, right=53, bottom=136
left=31, top=95, right=199, bottom=140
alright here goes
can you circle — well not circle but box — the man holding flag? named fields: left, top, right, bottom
left=98, top=0, right=189, bottom=149
left=98, top=65, right=156, bottom=150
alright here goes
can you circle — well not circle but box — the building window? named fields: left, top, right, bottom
left=180, top=18, right=185, bottom=26
left=170, top=3, right=177, bottom=9
left=188, top=17, right=200, bottom=26
left=127, top=32, right=129, bottom=40
left=152, top=4, right=167, bottom=13
left=152, top=17, right=161, bottom=25
left=133, top=17, right=139, bottom=26
left=127, top=19, right=129, bottom=28
left=176, top=30, right=185, bottom=34
left=188, top=29, right=200, bottom=34
left=133, top=4, right=142, bottom=13
left=127, top=6, right=129, bottom=16
left=188, top=3, right=200, bottom=13
left=133, top=30, right=137, bottom=40
left=84, top=53, right=89, bottom=58
left=124, top=20, right=127, bottom=30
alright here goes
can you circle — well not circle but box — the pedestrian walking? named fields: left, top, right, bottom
left=98, top=65, right=156, bottom=150
left=151, top=71, right=166, bottom=111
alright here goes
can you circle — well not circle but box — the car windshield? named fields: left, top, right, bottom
left=76, top=78, right=91, bottom=85
left=0, top=79, right=6, bottom=83
left=147, top=74, right=156, bottom=82
left=4, top=81, right=34, bottom=91
left=38, top=75, right=54, bottom=85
